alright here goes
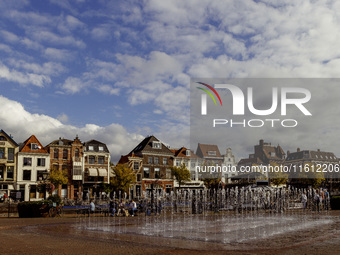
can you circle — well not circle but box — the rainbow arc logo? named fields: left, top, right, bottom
left=196, top=82, right=222, bottom=115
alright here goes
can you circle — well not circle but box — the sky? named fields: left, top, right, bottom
left=1, top=0, right=340, bottom=163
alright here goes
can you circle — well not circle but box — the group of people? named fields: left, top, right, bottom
left=301, top=188, right=330, bottom=212
left=109, top=200, right=137, bottom=217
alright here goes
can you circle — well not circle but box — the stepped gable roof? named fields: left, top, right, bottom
left=19, top=135, right=48, bottom=153
left=129, top=135, right=174, bottom=155
left=84, top=139, right=110, bottom=153
left=0, top=129, right=19, bottom=147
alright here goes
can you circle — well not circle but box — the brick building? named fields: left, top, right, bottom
left=118, top=135, right=174, bottom=197
left=0, top=130, right=18, bottom=198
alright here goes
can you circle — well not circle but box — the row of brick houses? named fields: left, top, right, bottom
left=0, top=130, right=110, bottom=201
left=1, top=127, right=339, bottom=201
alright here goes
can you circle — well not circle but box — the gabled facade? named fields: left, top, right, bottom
left=172, top=147, right=204, bottom=189
left=196, top=143, right=223, bottom=178
left=221, top=148, right=238, bottom=183
left=83, top=139, right=111, bottom=199
left=45, top=136, right=83, bottom=199
left=118, top=135, right=174, bottom=197
left=0, top=130, right=19, bottom=197
left=17, top=135, right=50, bottom=201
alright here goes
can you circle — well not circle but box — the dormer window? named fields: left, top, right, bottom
left=208, top=151, right=216, bottom=156
left=152, top=141, right=161, bottom=149
left=186, top=150, right=191, bottom=156
left=31, top=143, right=40, bottom=151
left=99, top=146, right=104, bottom=151
left=88, top=145, right=94, bottom=151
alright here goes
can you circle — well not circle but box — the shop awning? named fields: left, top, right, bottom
left=98, top=168, right=107, bottom=177
left=88, top=168, right=98, bottom=176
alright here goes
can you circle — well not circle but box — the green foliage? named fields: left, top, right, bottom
left=170, top=164, right=191, bottom=187
left=17, top=201, right=46, bottom=218
left=203, top=178, right=221, bottom=190
left=47, top=194, right=62, bottom=204
left=289, top=162, right=325, bottom=188
left=48, top=169, right=68, bottom=189
left=111, top=164, right=136, bottom=193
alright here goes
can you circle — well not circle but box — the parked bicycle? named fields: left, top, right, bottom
left=48, top=203, right=64, bottom=217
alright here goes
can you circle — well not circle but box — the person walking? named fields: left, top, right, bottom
left=314, top=190, right=320, bottom=213
left=89, top=200, right=95, bottom=214
left=301, top=192, right=307, bottom=210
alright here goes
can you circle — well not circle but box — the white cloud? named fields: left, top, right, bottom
left=0, top=61, right=51, bottom=87
left=0, top=30, right=19, bottom=42
left=0, top=95, right=144, bottom=162
left=44, top=48, right=72, bottom=61
left=57, top=113, right=69, bottom=123
left=97, top=85, right=120, bottom=95
left=61, top=77, right=86, bottom=94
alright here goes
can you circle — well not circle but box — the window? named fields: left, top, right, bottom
left=0, top=136, right=6, bottom=141
left=143, top=167, right=150, bottom=178
left=98, top=156, right=105, bottom=164
left=23, top=170, right=31, bottom=181
left=88, top=145, right=94, bottom=151
left=54, top=149, right=59, bottom=159
left=154, top=168, right=160, bottom=179
left=166, top=169, right=171, bottom=179
left=0, top=147, right=5, bottom=159
left=30, top=185, right=36, bottom=199
left=186, top=150, right=191, bottom=156
left=176, top=159, right=181, bottom=166
left=148, top=157, right=153, bottom=164
left=37, top=158, right=45, bottom=167
left=89, top=156, right=95, bottom=164
left=0, top=166, right=4, bottom=180
left=136, top=173, right=142, bottom=182
left=154, top=157, right=159, bottom=164
left=6, top=166, right=14, bottom=180
left=163, top=158, right=168, bottom=165
left=23, top=157, right=32, bottom=166
left=73, top=166, right=82, bottom=176
left=75, top=148, right=79, bottom=159
left=133, top=162, right=139, bottom=170
left=191, top=162, right=196, bottom=168
left=63, top=149, right=68, bottom=159
left=152, top=141, right=161, bottom=149
left=98, top=146, right=104, bottom=151
left=7, top=148, right=14, bottom=161
left=208, top=151, right=216, bottom=156
left=31, top=143, right=39, bottom=150
left=166, top=184, right=172, bottom=194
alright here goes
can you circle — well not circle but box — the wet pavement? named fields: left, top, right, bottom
left=0, top=211, right=339, bottom=255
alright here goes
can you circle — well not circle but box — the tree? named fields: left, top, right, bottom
left=170, top=163, right=191, bottom=188
left=288, top=162, right=325, bottom=188
left=111, top=164, right=136, bottom=193
left=48, top=169, right=68, bottom=190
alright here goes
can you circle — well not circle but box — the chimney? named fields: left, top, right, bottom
left=297, top=148, right=300, bottom=152
left=287, top=150, right=290, bottom=155
left=317, top=149, right=320, bottom=152
left=259, top=139, right=264, bottom=146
